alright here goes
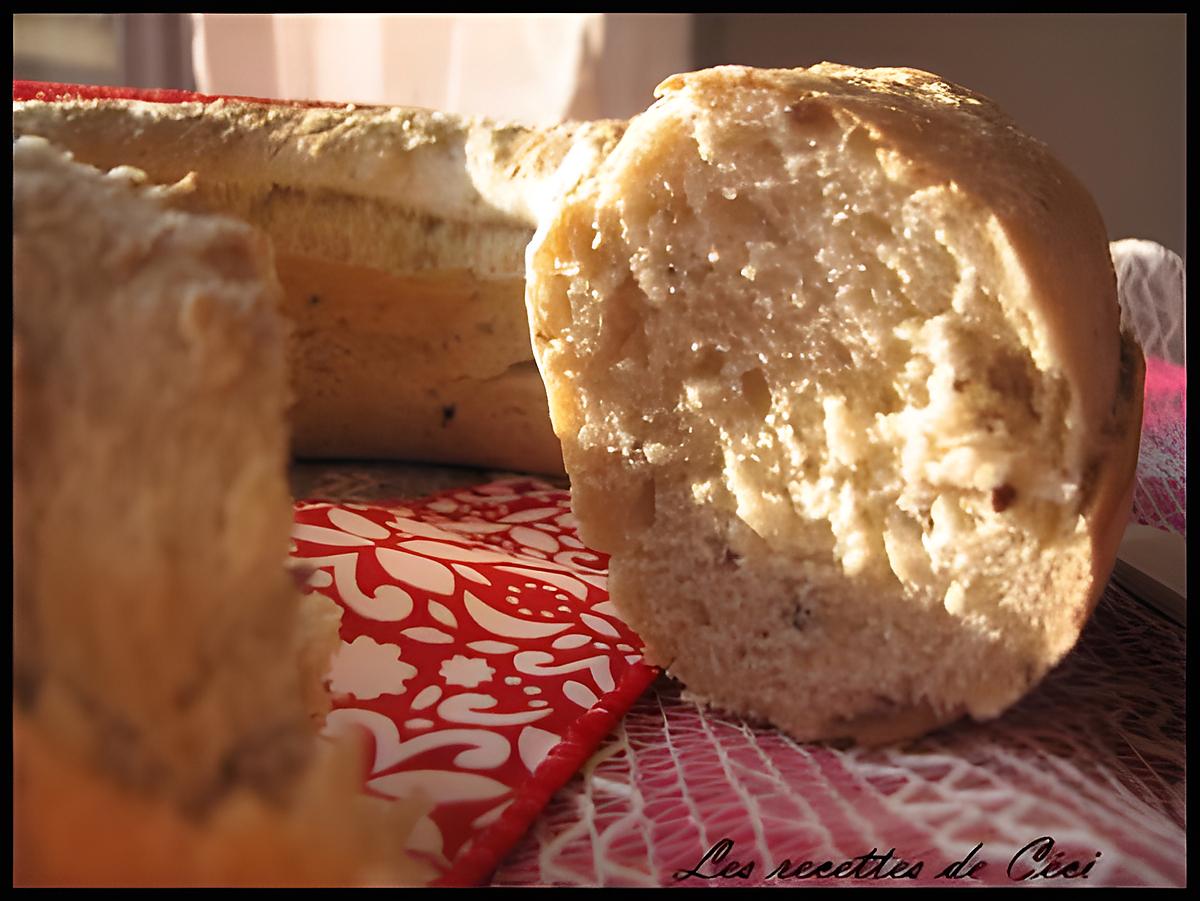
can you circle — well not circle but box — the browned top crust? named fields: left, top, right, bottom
left=13, top=95, right=627, bottom=276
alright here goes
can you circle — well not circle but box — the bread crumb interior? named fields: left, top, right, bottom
left=531, top=82, right=1088, bottom=736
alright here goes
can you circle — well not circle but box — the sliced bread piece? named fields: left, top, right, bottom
left=525, top=64, right=1144, bottom=743
left=12, top=135, right=429, bottom=885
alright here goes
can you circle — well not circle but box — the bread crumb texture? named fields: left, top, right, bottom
left=13, top=136, right=430, bottom=885
left=527, top=64, right=1142, bottom=743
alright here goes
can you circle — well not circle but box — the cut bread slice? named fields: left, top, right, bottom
left=525, top=64, right=1144, bottom=744
left=13, top=85, right=625, bottom=472
left=12, top=135, right=430, bottom=885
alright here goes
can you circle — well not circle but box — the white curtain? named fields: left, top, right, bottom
left=191, top=13, right=693, bottom=125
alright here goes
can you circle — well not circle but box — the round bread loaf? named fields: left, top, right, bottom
left=526, top=64, right=1144, bottom=743
left=13, top=87, right=625, bottom=473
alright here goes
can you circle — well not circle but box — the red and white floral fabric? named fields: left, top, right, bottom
left=289, top=479, right=658, bottom=885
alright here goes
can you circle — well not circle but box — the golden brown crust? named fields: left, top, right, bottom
left=277, top=256, right=562, bottom=470
left=1074, top=332, right=1146, bottom=628
left=12, top=96, right=628, bottom=268
left=12, top=96, right=625, bottom=471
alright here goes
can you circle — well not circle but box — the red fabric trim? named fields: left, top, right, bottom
left=13, top=79, right=370, bottom=110
left=439, top=663, right=661, bottom=887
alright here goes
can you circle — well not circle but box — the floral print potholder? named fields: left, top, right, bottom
left=289, top=478, right=659, bottom=885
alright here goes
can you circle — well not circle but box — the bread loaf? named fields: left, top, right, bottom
left=13, top=86, right=625, bottom=472
left=525, top=64, right=1144, bottom=743
left=12, top=135, right=429, bottom=885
